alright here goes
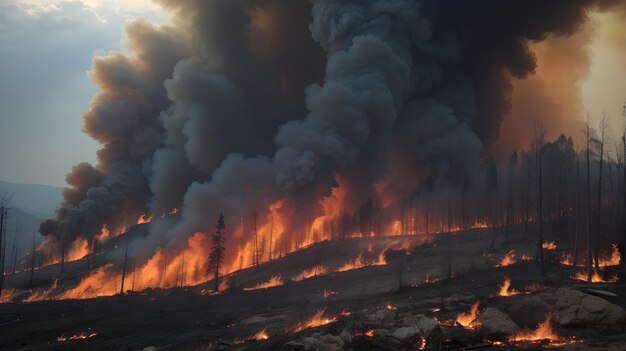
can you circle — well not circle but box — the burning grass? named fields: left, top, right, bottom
left=573, top=270, right=618, bottom=283
left=496, top=250, right=516, bottom=267
left=56, top=332, right=97, bottom=342
left=235, top=327, right=269, bottom=343
left=289, top=309, right=338, bottom=333
left=292, top=265, right=327, bottom=282
left=456, top=302, right=479, bottom=329
left=498, top=276, right=520, bottom=297
left=244, top=275, right=284, bottom=291
left=542, top=241, right=557, bottom=250
left=510, top=315, right=577, bottom=347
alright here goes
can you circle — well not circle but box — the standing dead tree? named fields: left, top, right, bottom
left=585, top=116, right=594, bottom=283
left=534, top=122, right=546, bottom=277
left=210, top=213, right=226, bottom=292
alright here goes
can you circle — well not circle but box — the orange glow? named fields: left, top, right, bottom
left=542, top=241, right=557, bottom=250
left=235, top=327, right=269, bottom=343
left=290, top=309, right=338, bottom=333
left=511, top=315, right=558, bottom=342
left=599, top=244, right=621, bottom=267
left=244, top=275, right=283, bottom=291
left=498, top=276, right=520, bottom=297
left=386, top=303, right=397, bottom=310
left=456, top=302, right=479, bottom=329
left=56, top=332, right=97, bottom=342
left=322, top=289, right=338, bottom=298
left=57, top=264, right=120, bottom=300
left=521, top=254, right=533, bottom=261
left=573, top=270, right=618, bottom=283
left=24, top=279, right=58, bottom=302
left=363, top=329, right=376, bottom=337
left=559, top=253, right=574, bottom=266
left=136, top=214, right=152, bottom=224
left=496, top=250, right=517, bottom=267
left=292, top=265, right=327, bottom=282
left=340, top=308, right=351, bottom=317
left=336, top=251, right=367, bottom=272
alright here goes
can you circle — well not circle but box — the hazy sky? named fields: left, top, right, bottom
left=0, top=0, right=165, bottom=187
left=0, top=1, right=624, bottom=188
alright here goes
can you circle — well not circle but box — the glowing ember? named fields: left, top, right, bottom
left=386, top=303, right=397, bottom=310
left=456, top=302, right=479, bottom=328
left=496, top=250, right=517, bottom=267
left=292, top=265, right=327, bottom=282
left=498, top=276, right=520, bottom=297
left=511, top=315, right=559, bottom=342
left=56, top=332, right=97, bottom=342
left=136, top=214, right=152, bottom=224
left=244, top=275, right=283, bottom=291
left=573, top=270, right=618, bottom=283
left=521, top=254, right=533, bottom=261
left=235, top=327, right=269, bottom=343
left=340, top=308, right=351, bottom=317
left=599, top=244, right=621, bottom=267
left=336, top=252, right=367, bottom=272
left=542, top=241, right=557, bottom=250
left=363, top=329, right=376, bottom=337
left=24, top=279, right=59, bottom=302
left=559, top=253, right=575, bottom=266
left=322, top=289, right=338, bottom=298
left=290, top=309, right=338, bottom=333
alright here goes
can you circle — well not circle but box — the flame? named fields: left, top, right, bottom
left=56, top=332, right=97, bottom=342
left=521, top=254, right=533, bottom=261
left=336, top=252, right=367, bottom=272
left=573, top=270, right=618, bottom=283
left=290, top=309, right=338, bottom=333
left=235, top=327, right=269, bottom=343
left=244, top=275, right=283, bottom=291
left=363, top=329, right=376, bottom=337
left=456, top=302, right=479, bottom=328
left=322, top=289, right=338, bottom=298
left=511, top=315, right=558, bottom=342
left=498, top=276, right=520, bottom=296
left=496, top=250, right=517, bottom=267
left=136, top=214, right=152, bottom=224
left=599, top=244, right=621, bottom=267
left=542, top=241, right=557, bottom=250
left=386, top=303, right=397, bottom=310
left=340, top=308, right=351, bottom=316
left=23, top=279, right=59, bottom=302
left=292, top=265, right=327, bottom=282
left=559, top=253, right=574, bottom=266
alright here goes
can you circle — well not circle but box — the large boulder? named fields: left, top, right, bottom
left=402, top=314, right=439, bottom=338
left=548, top=289, right=625, bottom=326
left=476, top=307, right=520, bottom=337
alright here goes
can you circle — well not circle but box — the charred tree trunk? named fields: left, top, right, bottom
left=120, top=241, right=129, bottom=295
left=573, top=152, right=581, bottom=266
left=586, top=121, right=593, bottom=283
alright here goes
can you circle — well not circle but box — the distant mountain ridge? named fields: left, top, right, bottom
left=0, top=181, right=63, bottom=218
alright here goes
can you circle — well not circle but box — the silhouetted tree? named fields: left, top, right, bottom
left=210, top=213, right=226, bottom=292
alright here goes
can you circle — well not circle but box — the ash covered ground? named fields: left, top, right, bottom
left=1, top=227, right=625, bottom=351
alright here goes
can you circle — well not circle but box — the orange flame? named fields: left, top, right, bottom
left=292, top=265, right=327, bottom=282
left=496, top=250, right=517, bottom=267
left=498, top=276, right=520, bottom=297
left=244, top=275, right=283, bottom=291
left=599, top=244, right=621, bottom=267
left=456, top=302, right=479, bottom=328
left=235, top=327, right=269, bottom=343
left=56, top=332, right=97, bottom=342
left=542, top=241, right=557, bottom=250
left=511, top=315, right=558, bottom=342
left=573, top=270, right=618, bottom=283
left=290, top=309, right=338, bottom=333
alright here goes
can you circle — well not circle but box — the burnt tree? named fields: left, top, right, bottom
left=210, top=213, right=226, bottom=292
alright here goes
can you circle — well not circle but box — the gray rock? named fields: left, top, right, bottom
left=476, top=307, right=520, bottom=336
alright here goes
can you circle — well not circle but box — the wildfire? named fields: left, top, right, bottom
left=292, top=265, right=327, bottom=282
left=496, top=250, right=516, bottom=267
left=322, top=289, right=338, bottom=298
left=521, top=254, right=533, bottom=261
left=244, top=275, right=283, bottom=291
left=498, top=276, right=520, bottom=297
left=235, top=327, right=269, bottom=343
left=559, top=253, right=574, bottom=266
left=542, top=241, right=557, bottom=250
left=24, top=279, right=58, bottom=302
left=290, top=309, right=338, bottom=333
left=336, top=252, right=367, bottom=272
left=456, top=302, right=479, bottom=328
left=385, top=303, right=397, bottom=310
left=573, top=270, right=618, bottom=283
left=56, top=332, right=97, bottom=342
left=136, top=214, right=152, bottom=224
left=510, top=315, right=576, bottom=346
left=599, top=244, right=621, bottom=267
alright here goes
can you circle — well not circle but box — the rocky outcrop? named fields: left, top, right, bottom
left=476, top=307, right=520, bottom=337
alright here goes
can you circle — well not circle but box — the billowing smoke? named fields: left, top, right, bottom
left=41, top=0, right=625, bottom=273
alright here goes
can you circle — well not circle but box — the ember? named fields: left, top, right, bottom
left=290, top=309, right=338, bottom=333
left=244, top=275, right=283, bottom=291
left=542, top=241, right=557, bottom=250
left=496, top=250, right=516, bottom=267
left=56, top=332, right=97, bottom=342
left=498, top=276, right=520, bottom=297
left=456, top=302, right=479, bottom=328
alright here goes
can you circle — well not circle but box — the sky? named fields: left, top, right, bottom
left=0, top=0, right=624, bottom=188
left=0, top=0, right=165, bottom=187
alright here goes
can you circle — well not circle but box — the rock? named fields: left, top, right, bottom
left=402, top=314, right=439, bottom=338
left=392, top=326, right=419, bottom=340
left=291, top=333, right=345, bottom=351
left=368, top=309, right=394, bottom=324
left=476, top=307, right=520, bottom=336
left=549, top=289, right=625, bottom=326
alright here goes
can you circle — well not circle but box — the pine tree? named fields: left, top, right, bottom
left=209, top=213, right=226, bottom=292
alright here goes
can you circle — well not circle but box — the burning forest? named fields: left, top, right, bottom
left=1, top=0, right=626, bottom=350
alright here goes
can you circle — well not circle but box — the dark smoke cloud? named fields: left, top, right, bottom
left=42, top=0, right=626, bottom=269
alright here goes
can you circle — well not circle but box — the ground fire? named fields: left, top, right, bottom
left=1, top=0, right=626, bottom=350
